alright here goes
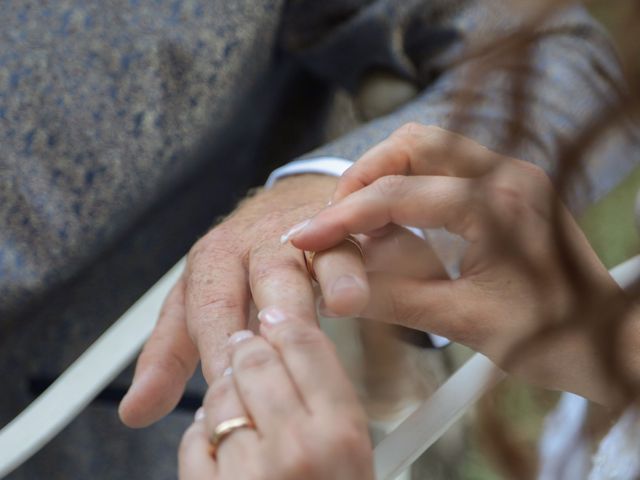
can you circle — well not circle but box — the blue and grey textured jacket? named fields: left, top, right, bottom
left=0, top=1, right=637, bottom=478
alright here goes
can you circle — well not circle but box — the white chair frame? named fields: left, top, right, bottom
left=2, top=255, right=639, bottom=479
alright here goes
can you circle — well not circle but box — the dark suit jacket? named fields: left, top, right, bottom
left=0, top=1, right=637, bottom=478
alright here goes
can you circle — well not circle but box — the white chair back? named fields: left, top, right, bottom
left=1, top=255, right=638, bottom=479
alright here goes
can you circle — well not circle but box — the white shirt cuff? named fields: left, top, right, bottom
left=265, top=157, right=354, bottom=188
left=265, top=156, right=450, bottom=349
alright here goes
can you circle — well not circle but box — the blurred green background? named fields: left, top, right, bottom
left=459, top=165, right=640, bottom=478
left=457, top=2, right=640, bottom=477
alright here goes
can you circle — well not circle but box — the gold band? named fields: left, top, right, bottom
left=303, top=235, right=365, bottom=282
left=343, top=235, right=365, bottom=260
left=209, top=416, right=254, bottom=456
left=303, top=249, right=318, bottom=282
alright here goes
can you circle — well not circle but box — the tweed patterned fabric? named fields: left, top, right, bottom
left=1, top=1, right=638, bottom=478
left=0, top=0, right=284, bottom=318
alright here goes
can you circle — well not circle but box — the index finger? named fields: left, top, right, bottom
left=258, top=315, right=363, bottom=416
left=333, top=123, right=505, bottom=202
left=294, top=175, right=477, bottom=253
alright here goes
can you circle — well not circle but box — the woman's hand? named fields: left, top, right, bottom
left=285, top=124, right=628, bottom=405
left=178, top=313, right=374, bottom=480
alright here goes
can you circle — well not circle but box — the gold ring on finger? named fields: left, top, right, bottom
left=208, top=416, right=255, bottom=457
left=303, top=234, right=365, bottom=282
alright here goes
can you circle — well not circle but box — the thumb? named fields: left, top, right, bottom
left=351, top=272, right=481, bottom=346
left=119, top=277, right=199, bottom=428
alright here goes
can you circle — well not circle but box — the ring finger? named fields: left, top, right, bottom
left=202, top=375, right=259, bottom=464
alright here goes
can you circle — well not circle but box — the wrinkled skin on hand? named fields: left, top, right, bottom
left=118, top=174, right=338, bottom=427
left=119, top=171, right=445, bottom=427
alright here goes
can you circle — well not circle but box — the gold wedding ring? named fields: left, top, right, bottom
left=209, top=416, right=255, bottom=456
left=303, top=235, right=365, bottom=282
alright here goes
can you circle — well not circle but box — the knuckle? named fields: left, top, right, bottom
left=390, top=124, right=452, bottom=175
left=205, top=221, right=235, bottom=242
left=188, top=294, right=244, bottom=335
left=392, top=123, right=446, bottom=151
left=420, top=125, right=451, bottom=156
left=331, top=423, right=370, bottom=456
left=188, top=236, right=213, bottom=264
left=203, top=377, right=235, bottom=409
left=373, top=175, right=407, bottom=197
left=515, top=160, right=550, bottom=184
left=392, top=122, right=429, bottom=138
left=259, top=209, right=288, bottom=227
left=387, top=288, right=423, bottom=329
left=273, top=324, right=329, bottom=349
left=486, top=183, right=531, bottom=220
left=249, top=210, right=295, bottom=243
left=250, top=258, right=303, bottom=287
left=195, top=296, right=242, bottom=314
left=249, top=262, right=273, bottom=286
left=234, top=346, right=278, bottom=372
left=280, top=433, right=317, bottom=477
left=188, top=225, right=240, bottom=267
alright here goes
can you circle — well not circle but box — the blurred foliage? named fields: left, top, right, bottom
left=459, top=3, right=640, bottom=478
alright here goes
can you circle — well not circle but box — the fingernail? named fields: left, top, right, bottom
left=331, top=275, right=366, bottom=297
left=257, top=306, right=288, bottom=326
left=194, top=407, right=205, bottom=422
left=326, top=200, right=332, bottom=207
left=223, top=367, right=233, bottom=377
left=280, top=219, right=311, bottom=244
left=228, top=330, right=254, bottom=345
left=317, top=297, right=340, bottom=318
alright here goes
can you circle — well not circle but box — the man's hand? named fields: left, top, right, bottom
left=118, top=174, right=374, bottom=427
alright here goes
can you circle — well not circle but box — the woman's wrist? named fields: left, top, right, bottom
left=560, top=297, right=640, bottom=407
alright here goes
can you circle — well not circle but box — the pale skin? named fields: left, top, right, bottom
left=122, top=117, right=637, bottom=447
left=178, top=316, right=374, bottom=480
left=119, top=164, right=445, bottom=427
left=151, top=123, right=639, bottom=477
left=286, top=124, right=640, bottom=407
left=118, top=174, right=353, bottom=426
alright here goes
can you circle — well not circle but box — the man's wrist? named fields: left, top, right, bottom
left=265, top=174, right=338, bottom=200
